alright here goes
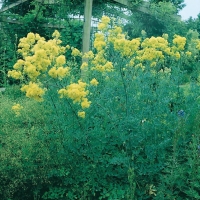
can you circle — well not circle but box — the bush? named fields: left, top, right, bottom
left=1, top=16, right=200, bottom=199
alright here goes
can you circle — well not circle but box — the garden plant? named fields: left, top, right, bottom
left=1, top=15, right=200, bottom=199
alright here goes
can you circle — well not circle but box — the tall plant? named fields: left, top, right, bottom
left=3, top=16, right=200, bottom=199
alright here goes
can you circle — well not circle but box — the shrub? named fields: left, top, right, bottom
left=1, top=16, right=200, bottom=199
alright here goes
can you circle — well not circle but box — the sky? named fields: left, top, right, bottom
left=179, top=0, right=200, bottom=20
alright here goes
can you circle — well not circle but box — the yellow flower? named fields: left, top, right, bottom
left=48, top=67, right=57, bottom=78
left=80, top=62, right=88, bottom=70
left=12, top=103, right=23, bottom=116
left=58, top=80, right=91, bottom=114
left=98, top=23, right=107, bottom=31
left=185, top=51, right=192, bottom=57
left=101, top=16, right=110, bottom=24
left=56, top=67, right=70, bottom=79
left=173, top=52, right=181, bottom=60
left=35, top=33, right=43, bottom=41
left=35, top=49, right=47, bottom=59
left=90, top=78, right=99, bottom=86
left=21, top=82, right=45, bottom=102
left=27, top=32, right=35, bottom=39
left=71, top=48, right=82, bottom=57
left=141, top=36, right=168, bottom=51
left=24, top=63, right=40, bottom=80
left=56, top=55, right=66, bottom=66
left=57, top=88, right=67, bottom=98
left=98, top=16, right=110, bottom=31
left=111, top=26, right=122, bottom=35
left=104, top=61, right=113, bottom=72
left=94, top=40, right=106, bottom=52
left=7, top=70, right=22, bottom=79
left=82, top=51, right=94, bottom=60
left=94, top=33, right=106, bottom=51
left=66, top=45, right=70, bottom=50
left=78, top=111, right=85, bottom=118
left=52, top=30, right=60, bottom=38
left=150, top=62, right=157, bottom=67
left=59, top=80, right=89, bottom=103
left=26, top=32, right=35, bottom=44
left=114, top=38, right=140, bottom=57
left=92, top=50, right=107, bottom=68
left=173, top=35, right=186, bottom=51
left=81, top=98, right=91, bottom=109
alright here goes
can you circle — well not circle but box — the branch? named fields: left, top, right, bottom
left=0, top=0, right=29, bottom=13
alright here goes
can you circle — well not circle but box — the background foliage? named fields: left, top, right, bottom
left=1, top=0, right=200, bottom=199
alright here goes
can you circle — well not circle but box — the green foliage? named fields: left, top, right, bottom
left=0, top=35, right=17, bottom=87
left=1, top=1, right=200, bottom=199
left=186, top=14, right=200, bottom=34
left=149, top=0, right=186, bottom=12
left=2, top=26, right=200, bottom=200
left=124, top=1, right=186, bottom=38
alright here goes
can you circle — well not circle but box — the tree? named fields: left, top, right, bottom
left=186, top=14, right=200, bottom=35
left=124, top=0, right=186, bottom=39
left=149, top=0, right=185, bottom=12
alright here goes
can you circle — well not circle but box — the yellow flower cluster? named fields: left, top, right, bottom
left=82, top=51, right=94, bottom=60
left=90, top=78, right=99, bottom=86
left=95, top=16, right=197, bottom=72
left=141, top=36, right=169, bottom=51
left=80, top=62, right=88, bottom=70
left=114, top=38, right=140, bottom=57
left=52, top=30, right=60, bottom=38
left=94, top=33, right=106, bottom=52
left=108, top=25, right=123, bottom=43
left=137, top=48, right=164, bottom=62
left=7, top=70, right=22, bottom=79
left=93, top=16, right=197, bottom=73
left=21, top=82, right=45, bottom=102
left=92, top=56, right=113, bottom=72
left=48, top=66, right=70, bottom=79
left=71, top=47, right=82, bottom=57
left=12, top=103, right=23, bottom=116
left=17, top=33, right=38, bottom=56
left=91, top=49, right=114, bottom=72
left=78, top=111, right=85, bottom=118
left=9, top=30, right=98, bottom=118
left=98, top=16, right=110, bottom=31
left=185, top=51, right=192, bottom=57
left=172, top=35, right=186, bottom=51
left=58, top=80, right=91, bottom=118
left=8, top=30, right=68, bottom=82
left=58, top=80, right=88, bottom=103
left=47, top=55, right=70, bottom=79
left=169, top=35, right=187, bottom=60
left=8, top=30, right=72, bottom=107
